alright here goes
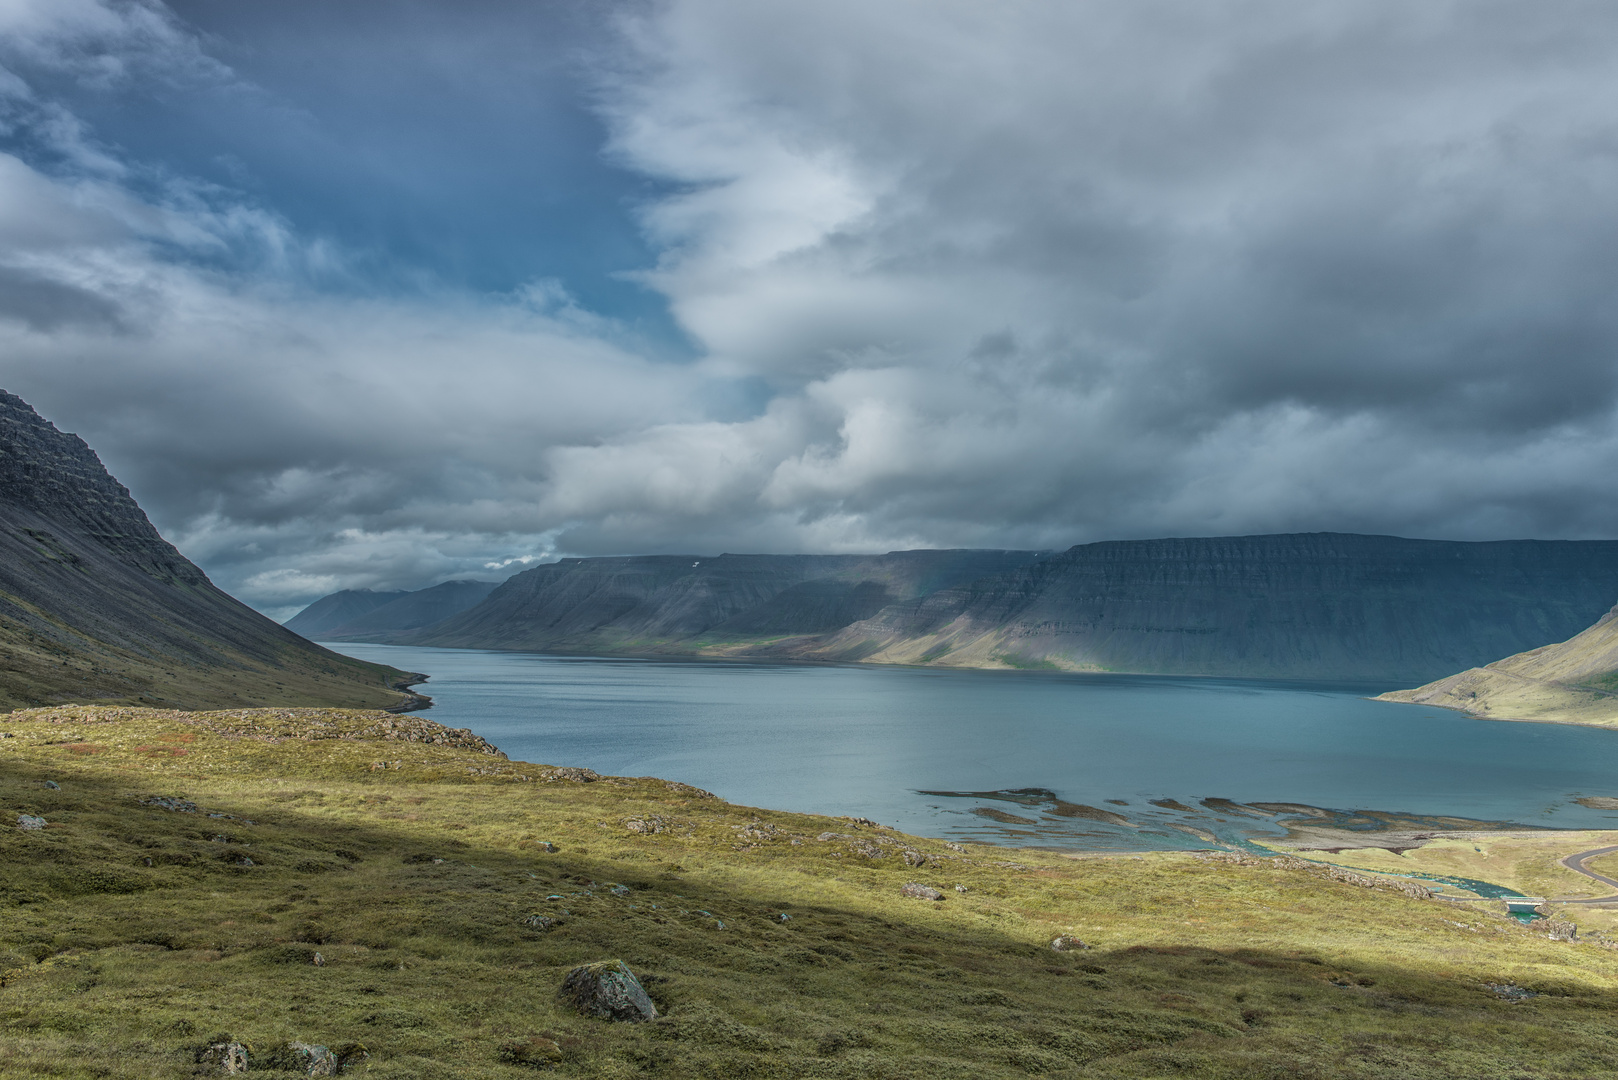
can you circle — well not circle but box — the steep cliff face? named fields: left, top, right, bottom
left=1378, top=602, right=1618, bottom=726
left=801, top=533, right=1618, bottom=683
left=409, top=532, right=1618, bottom=684
left=407, top=550, right=1049, bottom=652
left=0, top=391, right=422, bottom=711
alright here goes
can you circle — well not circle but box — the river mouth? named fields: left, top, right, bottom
left=919, top=787, right=1554, bottom=854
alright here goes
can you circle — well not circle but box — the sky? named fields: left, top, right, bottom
left=4, top=1, right=1618, bottom=620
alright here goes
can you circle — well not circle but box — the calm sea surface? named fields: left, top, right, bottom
left=325, top=643, right=1618, bottom=851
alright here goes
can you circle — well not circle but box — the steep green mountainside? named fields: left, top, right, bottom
left=1379, top=602, right=1618, bottom=727
left=309, top=580, right=501, bottom=643
left=0, top=391, right=422, bottom=712
left=407, top=550, right=1050, bottom=652
left=283, top=590, right=411, bottom=639
left=406, top=534, right=1618, bottom=685
left=4, top=705, right=1617, bottom=1078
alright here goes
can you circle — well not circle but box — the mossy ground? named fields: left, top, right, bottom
left=4, top=707, right=1618, bottom=1078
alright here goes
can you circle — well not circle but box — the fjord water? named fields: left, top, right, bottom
left=328, top=643, right=1618, bottom=851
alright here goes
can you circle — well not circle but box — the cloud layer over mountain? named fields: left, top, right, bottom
left=5, top=0, right=1618, bottom=617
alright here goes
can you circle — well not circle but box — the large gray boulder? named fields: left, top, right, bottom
left=559, top=960, right=658, bottom=1022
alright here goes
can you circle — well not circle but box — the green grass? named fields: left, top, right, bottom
left=992, top=654, right=1061, bottom=671
left=1579, top=669, right=1618, bottom=694
left=3, top=706, right=1618, bottom=1077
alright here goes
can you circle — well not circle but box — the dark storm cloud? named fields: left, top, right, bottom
left=6, top=0, right=1618, bottom=617
left=0, top=265, right=124, bottom=330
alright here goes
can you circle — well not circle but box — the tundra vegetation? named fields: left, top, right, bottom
left=4, top=706, right=1618, bottom=1078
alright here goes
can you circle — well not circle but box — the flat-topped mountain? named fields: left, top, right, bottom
left=0, top=390, right=423, bottom=712
left=400, top=533, right=1618, bottom=684
left=405, top=550, right=1050, bottom=652
left=286, top=580, right=499, bottom=642
left=791, top=533, right=1618, bottom=683
left=1378, top=602, right=1618, bottom=727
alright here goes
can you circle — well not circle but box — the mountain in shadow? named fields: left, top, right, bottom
left=288, top=580, right=501, bottom=643
left=0, top=390, right=424, bottom=712
left=402, top=534, right=1618, bottom=685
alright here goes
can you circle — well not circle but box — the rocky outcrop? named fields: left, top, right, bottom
left=1378, top=602, right=1618, bottom=727
left=0, top=390, right=423, bottom=712
left=560, top=960, right=658, bottom=1021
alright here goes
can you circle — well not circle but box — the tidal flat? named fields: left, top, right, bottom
left=5, top=705, right=1618, bottom=1078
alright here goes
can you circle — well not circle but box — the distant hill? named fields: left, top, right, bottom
left=283, top=589, right=410, bottom=638
left=1378, top=602, right=1618, bottom=727
left=290, top=580, right=500, bottom=642
left=406, top=534, right=1618, bottom=684
left=0, top=390, right=425, bottom=712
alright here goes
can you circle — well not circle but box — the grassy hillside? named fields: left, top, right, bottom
left=4, top=707, right=1618, bottom=1078
left=1379, top=602, right=1618, bottom=728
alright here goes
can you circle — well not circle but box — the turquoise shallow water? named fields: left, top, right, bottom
left=325, top=643, right=1618, bottom=853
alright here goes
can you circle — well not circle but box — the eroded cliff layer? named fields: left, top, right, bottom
left=0, top=390, right=422, bottom=711
left=411, top=533, right=1618, bottom=685
left=798, top=534, right=1618, bottom=683
left=407, top=550, right=1050, bottom=652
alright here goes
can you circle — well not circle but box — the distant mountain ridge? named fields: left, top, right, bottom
left=398, top=533, right=1618, bottom=684
left=1378, top=602, right=1618, bottom=727
left=284, top=589, right=410, bottom=638
left=0, top=390, right=423, bottom=712
left=405, top=550, right=1050, bottom=652
left=286, top=580, right=500, bottom=642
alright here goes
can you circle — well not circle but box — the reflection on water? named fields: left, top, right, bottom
left=323, top=643, right=1618, bottom=853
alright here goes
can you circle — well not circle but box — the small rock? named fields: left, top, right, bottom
left=312, top=952, right=325, bottom=967
left=1050, top=935, right=1091, bottom=951
left=817, top=831, right=846, bottom=842
left=776, top=912, right=791, bottom=922
left=901, top=849, right=930, bottom=867
left=497, top=1036, right=564, bottom=1068
left=944, top=842, right=967, bottom=852
left=537, top=841, right=557, bottom=853
left=196, top=1040, right=249, bottom=1074
left=559, top=960, right=658, bottom=1022
left=954, top=884, right=968, bottom=893
left=540, top=766, right=600, bottom=783
left=1544, top=918, right=1578, bottom=942
left=139, top=795, right=200, bottom=813
left=900, top=882, right=945, bottom=901
left=0, top=732, right=13, bottom=739
left=1487, top=982, right=1538, bottom=1002
left=16, top=814, right=46, bottom=831
left=271, top=1041, right=338, bottom=1076
left=523, top=914, right=560, bottom=931
left=609, top=883, right=631, bottom=896
left=43, top=780, right=59, bottom=790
